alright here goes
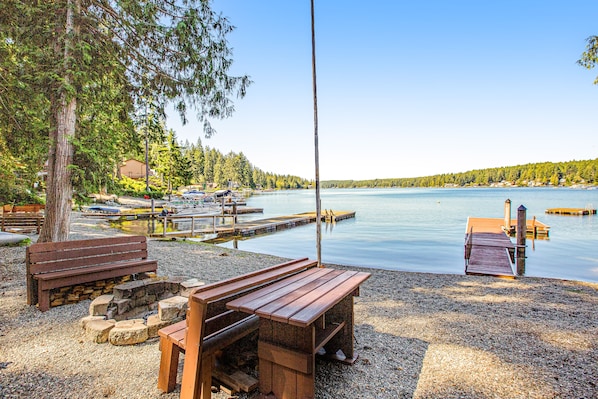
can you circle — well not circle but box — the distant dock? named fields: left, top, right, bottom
left=545, top=207, right=596, bottom=216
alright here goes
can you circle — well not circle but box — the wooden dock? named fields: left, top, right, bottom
left=464, top=217, right=516, bottom=278
left=234, top=211, right=355, bottom=237
left=545, top=207, right=596, bottom=215
left=150, top=210, right=355, bottom=239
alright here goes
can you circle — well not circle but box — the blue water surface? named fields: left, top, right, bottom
left=217, top=188, right=598, bottom=282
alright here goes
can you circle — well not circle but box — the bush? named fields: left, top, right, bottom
left=117, top=176, right=165, bottom=199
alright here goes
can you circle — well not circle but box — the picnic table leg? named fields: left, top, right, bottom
left=323, top=294, right=357, bottom=363
left=180, top=299, right=207, bottom=399
left=258, top=319, right=315, bottom=399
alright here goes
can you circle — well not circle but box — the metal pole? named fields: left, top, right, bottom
left=144, top=103, right=150, bottom=193
left=311, top=0, right=322, bottom=267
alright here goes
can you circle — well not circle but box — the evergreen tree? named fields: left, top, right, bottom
left=1, top=0, right=250, bottom=242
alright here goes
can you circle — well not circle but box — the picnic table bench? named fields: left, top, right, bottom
left=157, top=257, right=318, bottom=398
left=26, top=235, right=157, bottom=311
left=1, top=213, right=45, bottom=234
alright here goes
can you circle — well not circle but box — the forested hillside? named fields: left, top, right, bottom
left=321, top=159, right=598, bottom=189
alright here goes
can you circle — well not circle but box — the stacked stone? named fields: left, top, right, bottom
left=81, top=277, right=205, bottom=346
left=49, top=274, right=136, bottom=308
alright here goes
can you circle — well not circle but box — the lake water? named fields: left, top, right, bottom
left=215, top=188, right=598, bottom=283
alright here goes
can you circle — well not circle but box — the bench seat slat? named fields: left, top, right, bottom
left=34, top=259, right=157, bottom=281
left=35, top=260, right=157, bottom=291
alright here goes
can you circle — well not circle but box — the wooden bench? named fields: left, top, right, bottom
left=26, top=235, right=158, bottom=311
left=1, top=213, right=45, bottom=234
left=157, top=257, right=318, bottom=398
left=2, top=204, right=45, bottom=213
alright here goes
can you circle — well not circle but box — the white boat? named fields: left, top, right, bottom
left=166, top=199, right=221, bottom=216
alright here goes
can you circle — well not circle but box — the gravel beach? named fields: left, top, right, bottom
left=1, top=213, right=597, bottom=399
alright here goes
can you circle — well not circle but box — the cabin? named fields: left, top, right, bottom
left=119, top=159, right=149, bottom=179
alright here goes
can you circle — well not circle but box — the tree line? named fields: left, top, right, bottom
left=136, top=133, right=312, bottom=196
left=321, top=159, right=598, bottom=189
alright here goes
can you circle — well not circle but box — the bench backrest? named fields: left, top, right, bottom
left=4, top=204, right=45, bottom=213
left=1, top=213, right=44, bottom=222
left=191, top=258, right=318, bottom=334
left=26, top=235, right=150, bottom=275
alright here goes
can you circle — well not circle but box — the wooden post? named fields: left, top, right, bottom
left=504, top=199, right=511, bottom=233
left=516, top=205, right=526, bottom=275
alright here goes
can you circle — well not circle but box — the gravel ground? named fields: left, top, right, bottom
left=0, top=213, right=597, bottom=399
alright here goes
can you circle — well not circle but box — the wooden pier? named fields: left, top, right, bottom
left=149, top=210, right=355, bottom=239
left=545, top=207, right=596, bottom=216
left=234, top=211, right=355, bottom=237
left=464, top=217, right=516, bottom=278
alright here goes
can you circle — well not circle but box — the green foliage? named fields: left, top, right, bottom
left=321, top=159, right=598, bottom=189
left=117, top=176, right=164, bottom=199
left=179, top=143, right=312, bottom=190
left=578, top=35, right=598, bottom=84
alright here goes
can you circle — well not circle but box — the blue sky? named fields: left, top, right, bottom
left=166, top=1, right=598, bottom=181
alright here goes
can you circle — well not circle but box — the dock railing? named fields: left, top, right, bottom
left=160, top=214, right=236, bottom=237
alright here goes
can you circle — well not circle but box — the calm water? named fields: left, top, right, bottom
left=215, top=188, right=598, bottom=283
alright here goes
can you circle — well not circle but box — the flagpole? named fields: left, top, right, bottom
left=310, top=0, right=322, bottom=267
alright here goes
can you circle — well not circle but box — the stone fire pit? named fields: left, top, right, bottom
left=80, top=276, right=204, bottom=345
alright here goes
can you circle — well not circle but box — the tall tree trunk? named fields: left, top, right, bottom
left=37, top=0, right=78, bottom=243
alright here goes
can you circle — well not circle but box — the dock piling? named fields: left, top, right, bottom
left=504, top=199, right=511, bottom=232
left=516, top=205, right=527, bottom=276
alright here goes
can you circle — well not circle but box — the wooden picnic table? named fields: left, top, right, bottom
left=226, top=267, right=371, bottom=399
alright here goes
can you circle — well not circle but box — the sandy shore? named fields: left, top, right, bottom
left=0, top=213, right=596, bottom=399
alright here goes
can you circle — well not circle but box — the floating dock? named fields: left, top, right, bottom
left=502, top=217, right=550, bottom=239
left=545, top=208, right=596, bottom=215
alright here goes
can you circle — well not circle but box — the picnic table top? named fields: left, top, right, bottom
left=226, top=267, right=370, bottom=328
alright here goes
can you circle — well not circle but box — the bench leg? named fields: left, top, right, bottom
left=180, top=300, right=207, bottom=399
left=38, top=288, right=50, bottom=312
left=158, top=338, right=181, bottom=393
left=199, top=354, right=214, bottom=399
